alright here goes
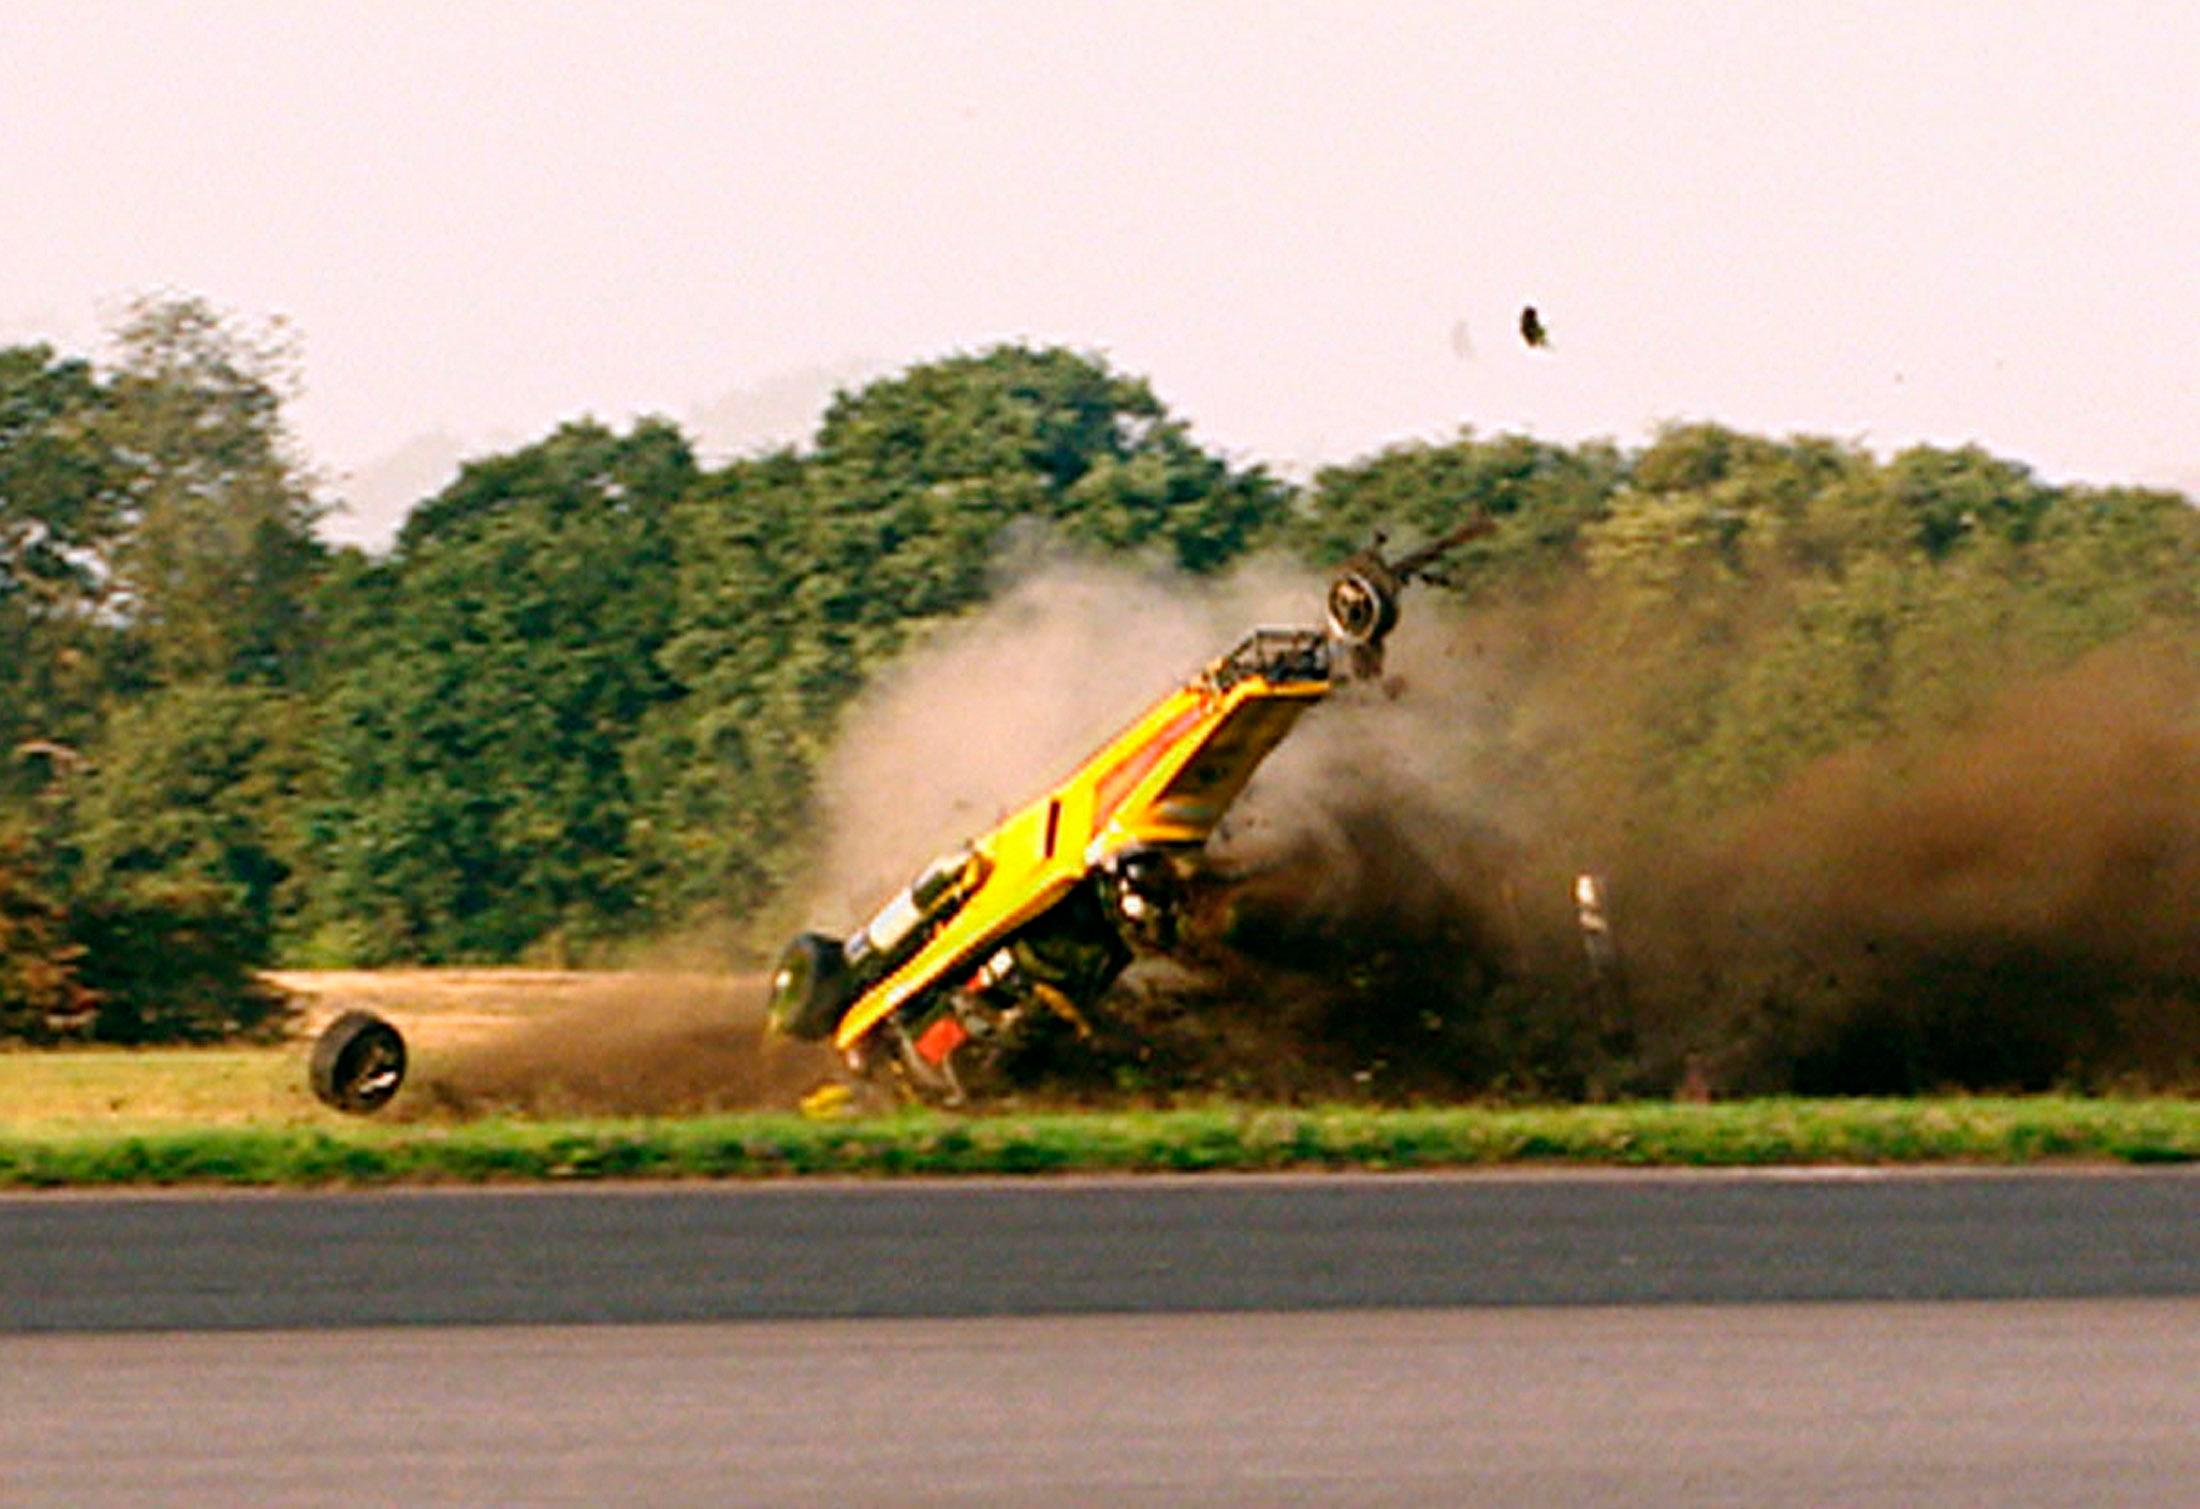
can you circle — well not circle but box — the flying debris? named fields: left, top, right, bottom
left=1519, top=305, right=1549, bottom=349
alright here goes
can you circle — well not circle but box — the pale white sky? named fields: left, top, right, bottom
left=4, top=1, right=2196, bottom=548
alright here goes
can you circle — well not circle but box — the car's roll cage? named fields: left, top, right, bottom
left=1209, top=628, right=1330, bottom=692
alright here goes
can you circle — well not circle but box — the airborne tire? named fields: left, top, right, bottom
left=309, top=1009, right=408, bottom=1114
left=1325, top=567, right=1399, bottom=646
left=768, top=932, right=852, bottom=1041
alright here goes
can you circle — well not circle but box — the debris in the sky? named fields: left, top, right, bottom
left=1449, top=318, right=1473, bottom=359
left=1519, top=305, right=1548, bottom=349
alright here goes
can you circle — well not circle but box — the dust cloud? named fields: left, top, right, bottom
left=415, top=552, right=2198, bottom=1111
left=803, top=554, right=1328, bottom=927
left=803, top=552, right=2199, bottom=1099
left=1173, top=626, right=2200, bottom=1097
left=400, top=554, right=1336, bottom=1118
left=1639, top=642, right=2200, bottom=1092
left=402, top=972, right=832, bottom=1118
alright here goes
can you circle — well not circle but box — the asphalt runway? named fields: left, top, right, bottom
left=5, top=1301, right=2196, bottom=1506
left=5, top=1168, right=2197, bottom=1331
left=7, top=1170, right=2196, bottom=1504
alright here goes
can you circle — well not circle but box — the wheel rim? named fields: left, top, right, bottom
left=339, top=1032, right=403, bottom=1109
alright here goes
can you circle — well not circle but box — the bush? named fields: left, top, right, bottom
left=65, top=880, right=295, bottom=1044
left=0, top=835, right=93, bottom=1043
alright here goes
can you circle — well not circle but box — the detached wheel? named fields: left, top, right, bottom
left=310, top=1010, right=407, bottom=1114
left=1325, top=566, right=1399, bottom=646
left=768, top=932, right=852, bottom=1041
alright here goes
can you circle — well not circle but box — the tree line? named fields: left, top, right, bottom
left=2, top=297, right=2193, bottom=1060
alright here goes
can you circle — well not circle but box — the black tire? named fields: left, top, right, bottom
left=1325, top=566, right=1399, bottom=646
left=768, top=932, right=852, bottom=1041
left=309, top=1009, right=407, bottom=1114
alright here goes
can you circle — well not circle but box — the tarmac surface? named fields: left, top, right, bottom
left=5, top=1170, right=2197, bottom=1504
left=5, top=1167, right=2197, bottom=1331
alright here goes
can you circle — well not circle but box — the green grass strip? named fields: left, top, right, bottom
left=1, top=1097, right=2195, bottom=1190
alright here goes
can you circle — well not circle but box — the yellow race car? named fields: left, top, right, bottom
left=767, top=524, right=1484, bottom=1100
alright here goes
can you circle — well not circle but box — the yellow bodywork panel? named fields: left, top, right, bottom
left=831, top=662, right=1328, bottom=1050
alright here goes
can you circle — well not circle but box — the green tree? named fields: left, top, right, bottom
left=0, top=832, right=90, bottom=1043
left=811, top=345, right=1288, bottom=575
left=2, top=310, right=328, bottom=1041
left=65, top=883, right=296, bottom=1044
left=0, top=344, right=129, bottom=799
left=630, top=453, right=835, bottom=922
left=315, top=420, right=692, bottom=961
left=1547, top=432, right=2198, bottom=831
left=2023, top=483, right=2200, bottom=653
left=631, top=346, right=1285, bottom=926
left=101, top=296, right=328, bottom=690
left=65, top=683, right=317, bottom=959
left=1290, top=429, right=1622, bottom=593
left=1883, top=443, right=2053, bottom=557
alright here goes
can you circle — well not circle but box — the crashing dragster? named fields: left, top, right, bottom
left=766, top=521, right=1488, bottom=1102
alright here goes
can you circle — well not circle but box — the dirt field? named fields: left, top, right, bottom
left=0, top=970, right=828, bottom=1131
left=272, top=967, right=832, bottom=1118
left=269, top=968, right=751, bottom=1050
